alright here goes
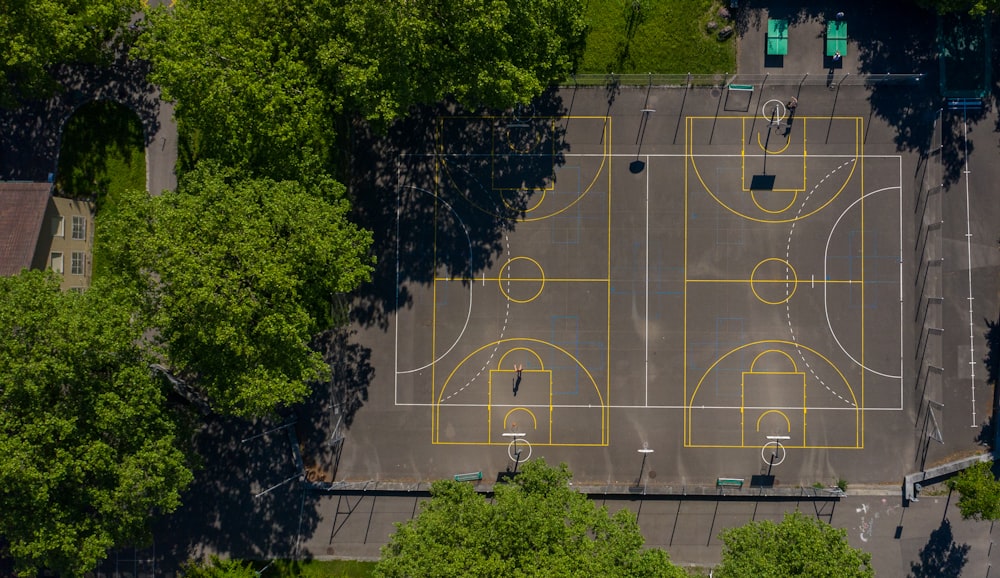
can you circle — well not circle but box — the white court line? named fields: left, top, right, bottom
left=962, top=113, right=978, bottom=426
left=823, top=186, right=904, bottom=382
left=394, top=402, right=903, bottom=411
left=395, top=185, right=474, bottom=376
left=645, top=155, right=650, bottom=407
left=898, top=157, right=905, bottom=409
left=394, top=163, right=400, bottom=404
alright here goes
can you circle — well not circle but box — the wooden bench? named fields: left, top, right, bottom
left=454, top=471, right=483, bottom=482
left=716, top=477, right=745, bottom=489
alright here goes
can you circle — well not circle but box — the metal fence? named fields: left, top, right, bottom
left=563, top=72, right=925, bottom=89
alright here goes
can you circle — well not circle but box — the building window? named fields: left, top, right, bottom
left=52, top=216, right=64, bottom=237
left=50, top=252, right=63, bottom=274
left=72, top=216, right=87, bottom=240
left=71, top=252, right=85, bottom=275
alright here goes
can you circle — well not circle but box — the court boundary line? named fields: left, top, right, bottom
left=414, top=116, right=613, bottom=447
left=682, top=119, right=904, bottom=449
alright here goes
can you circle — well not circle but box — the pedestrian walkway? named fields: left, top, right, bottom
left=303, top=489, right=994, bottom=577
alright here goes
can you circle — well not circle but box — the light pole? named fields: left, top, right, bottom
left=637, top=443, right=654, bottom=493
left=502, top=432, right=526, bottom=474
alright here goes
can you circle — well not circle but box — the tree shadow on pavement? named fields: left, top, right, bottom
left=347, top=89, right=571, bottom=332
left=908, top=518, right=970, bottom=578
left=0, top=45, right=162, bottom=182
left=148, top=415, right=322, bottom=572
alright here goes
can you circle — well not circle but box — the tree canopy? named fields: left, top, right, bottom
left=0, top=0, right=140, bottom=106
left=376, top=460, right=685, bottom=578
left=138, top=0, right=586, bottom=177
left=715, top=511, right=873, bottom=578
left=947, top=460, right=1000, bottom=521
left=0, top=271, right=193, bottom=577
left=98, top=163, right=374, bottom=416
left=916, top=0, right=999, bottom=14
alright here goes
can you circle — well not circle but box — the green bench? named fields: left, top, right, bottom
left=767, top=19, right=788, bottom=56
left=454, top=471, right=483, bottom=482
left=728, top=84, right=754, bottom=92
left=826, top=21, right=847, bottom=57
left=716, top=477, right=745, bottom=489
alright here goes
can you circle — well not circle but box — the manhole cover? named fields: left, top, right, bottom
left=648, top=470, right=657, bottom=479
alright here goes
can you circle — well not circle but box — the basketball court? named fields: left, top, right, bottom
left=376, top=82, right=914, bottom=486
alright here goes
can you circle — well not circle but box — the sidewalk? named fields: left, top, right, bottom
left=301, top=487, right=991, bottom=577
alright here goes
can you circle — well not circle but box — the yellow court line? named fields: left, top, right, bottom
left=860, top=116, right=865, bottom=449
left=750, top=349, right=798, bottom=372
left=685, top=340, right=860, bottom=445
left=688, top=116, right=863, bottom=223
left=434, top=441, right=609, bottom=447
left=497, top=347, right=546, bottom=370
left=436, top=116, right=610, bottom=223
left=756, top=409, right=792, bottom=432
left=434, top=338, right=606, bottom=440
left=523, top=119, right=609, bottom=223
left=435, top=277, right=609, bottom=283
left=751, top=190, right=799, bottom=214
left=687, top=444, right=864, bottom=450
left=605, top=117, right=612, bottom=444
left=756, top=128, right=792, bottom=154
left=503, top=407, right=538, bottom=430
left=684, top=116, right=691, bottom=445
left=685, top=278, right=862, bottom=284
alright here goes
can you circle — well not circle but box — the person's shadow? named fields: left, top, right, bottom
left=513, top=374, right=521, bottom=396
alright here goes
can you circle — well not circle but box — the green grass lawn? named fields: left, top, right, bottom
left=258, top=559, right=377, bottom=578
left=578, top=0, right=737, bottom=75
left=55, top=99, right=146, bottom=278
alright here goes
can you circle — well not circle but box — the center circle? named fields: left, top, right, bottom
left=750, top=258, right=797, bottom=305
left=498, top=257, right=545, bottom=303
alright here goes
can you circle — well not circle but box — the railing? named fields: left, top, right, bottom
left=563, top=72, right=925, bottom=88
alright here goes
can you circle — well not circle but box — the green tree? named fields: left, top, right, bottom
left=99, top=163, right=374, bottom=416
left=0, top=271, right=193, bottom=577
left=948, top=460, right=1000, bottom=520
left=916, top=0, right=999, bottom=14
left=138, top=0, right=587, bottom=176
left=715, top=511, right=873, bottom=578
left=376, top=459, right=685, bottom=578
left=0, top=0, right=140, bottom=105
left=137, top=0, right=334, bottom=179
left=180, top=556, right=258, bottom=578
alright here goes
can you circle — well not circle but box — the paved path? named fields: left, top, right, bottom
left=138, top=483, right=994, bottom=577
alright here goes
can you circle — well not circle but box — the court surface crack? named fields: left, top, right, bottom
left=785, top=159, right=856, bottom=407
left=441, top=235, right=512, bottom=402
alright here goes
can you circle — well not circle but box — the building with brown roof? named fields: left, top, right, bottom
left=0, top=182, right=95, bottom=291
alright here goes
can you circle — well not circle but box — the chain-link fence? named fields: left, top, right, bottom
left=564, top=72, right=925, bottom=89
